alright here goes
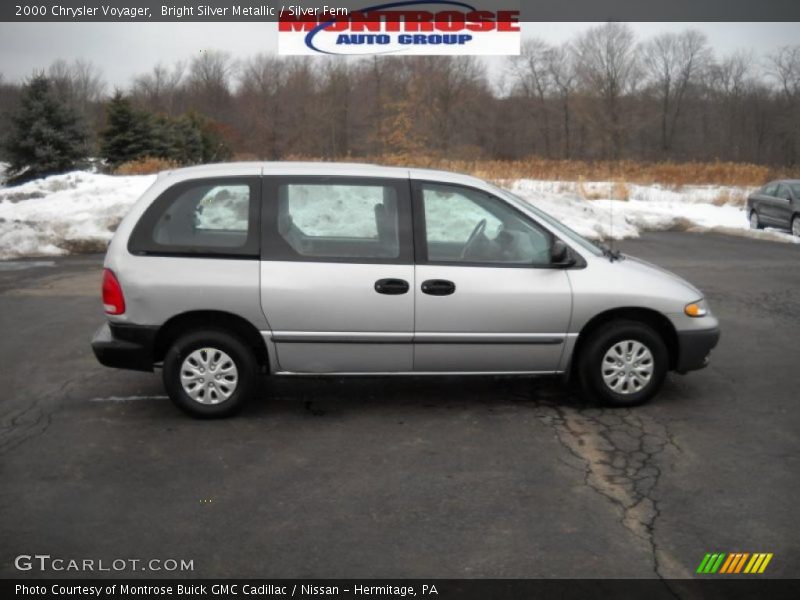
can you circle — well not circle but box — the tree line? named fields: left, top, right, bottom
left=1, top=23, right=799, bottom=182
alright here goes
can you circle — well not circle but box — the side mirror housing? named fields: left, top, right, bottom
left=550, top=239, right=576, bottom=267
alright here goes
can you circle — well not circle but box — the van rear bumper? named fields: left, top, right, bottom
left=91, top=322, right=157, bottom=372
left=675, top=326, right=720, bottom=373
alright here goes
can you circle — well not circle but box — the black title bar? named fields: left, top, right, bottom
left=4, top=579, right=800, bottom=600
left=2, top=0, right=800, bottom=22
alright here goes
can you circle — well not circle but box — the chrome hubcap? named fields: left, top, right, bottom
left=750, top=212, right=758, bottom=229
left=793, top=218, right=800, bottom=237
left=180, top=348, right=238, bottom=404
left=601, top=340, right=654, bottom=395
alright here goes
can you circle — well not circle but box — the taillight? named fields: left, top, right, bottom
left=102, top=269, right=126, bottom=315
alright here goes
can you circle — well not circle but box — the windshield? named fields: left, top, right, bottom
left=490, top=185, right=605, bottom=256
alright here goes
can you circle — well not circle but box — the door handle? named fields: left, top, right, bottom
left=374, top=278, right=409, bottom=295
left=421, top=279, right=456, bottom=296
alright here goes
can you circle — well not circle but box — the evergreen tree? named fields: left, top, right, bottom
left=172, top=114, right=204, bottom=164
left=4, top=73, right=88, bottom=183
left=100, top=91, right=153, bottom=166
left=149, top=113, right=181, bottom=161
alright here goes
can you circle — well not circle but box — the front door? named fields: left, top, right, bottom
left=774, top=183, right=794, bottom=228
left=260, top=176, right=414, bottom=373
left=412, top=182, right=573, bottom=373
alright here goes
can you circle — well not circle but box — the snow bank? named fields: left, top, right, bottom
left=0, top=171, right=155, bottom=259
left=508, top=180, right=799, bottom=244
left=0, top=171, right=797, bottom=260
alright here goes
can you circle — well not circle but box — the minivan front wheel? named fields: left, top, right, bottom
left=163, top=330, right=257, bottom=418
left=578, top=320, right=668, bottom=407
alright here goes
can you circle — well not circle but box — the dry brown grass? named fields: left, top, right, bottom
left=711, top=190, right=748, bottom=207
left=299, top=155, right=798, bottom=187
left=114, top=157, right=180, bottom=176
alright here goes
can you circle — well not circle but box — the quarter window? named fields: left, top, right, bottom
left=420, top=184, right=552, bottom=266
left=129, top=178, right=259, bottom=257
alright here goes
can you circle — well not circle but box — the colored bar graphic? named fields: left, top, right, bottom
left=696, top=554, right=712, bottom=573
left=698, top=552, right=773, bottom=574
left=758, top=553, right=773, bottom=573
left=734, top=553, right=749, bottom=573
left=719, top=554, right=735, bottom=573
left=710, top=553, right=726, bottom=573
left=744, top=554, right=760, bottom=573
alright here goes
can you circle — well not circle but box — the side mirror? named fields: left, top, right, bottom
left=550, top=239, right=575, bottom=267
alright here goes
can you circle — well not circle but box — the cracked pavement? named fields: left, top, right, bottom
left=0, top=233, right=798, bottom=579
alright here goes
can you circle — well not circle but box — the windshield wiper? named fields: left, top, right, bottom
left=600, top=243, right=622, bottom=261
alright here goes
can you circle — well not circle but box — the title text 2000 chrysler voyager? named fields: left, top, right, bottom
left=92, top=163, right=720, bottom=417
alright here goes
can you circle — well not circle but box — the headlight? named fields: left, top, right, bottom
left=684, top=298, right=709, bottom=317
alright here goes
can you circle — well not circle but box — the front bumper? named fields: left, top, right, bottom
left=675, top=326, right=720, bottom=373
left=91, top=322, right=157, bottom=372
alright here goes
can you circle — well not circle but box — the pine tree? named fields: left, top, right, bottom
left=100, top=91, right=154, bottom=167
left=172, top=114, right=204, bottom=164
left=4, top=73, right=88, bottom=183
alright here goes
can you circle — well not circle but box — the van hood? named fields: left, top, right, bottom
left=620, top=254, right=704, bottom=298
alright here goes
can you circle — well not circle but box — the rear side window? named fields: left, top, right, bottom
left=262, top=178, right=412, bottom=263
left=129, top=177, right=260, bottom=257
left=776, top=184, right=792, bottom=200
left=763, top=183, right=778, bottom=196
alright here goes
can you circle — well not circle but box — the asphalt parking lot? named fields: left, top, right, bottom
left=0, top=232, right=798, bottom=580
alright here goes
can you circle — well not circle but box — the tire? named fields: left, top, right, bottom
left=792, top=214, right=800, bottom=238
left=577, top=319, right=669, bottom=407
left=749, top=210, right=762, bottom=230
left=163, top=329, right=258, bottom=418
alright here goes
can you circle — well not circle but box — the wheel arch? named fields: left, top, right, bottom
left=153, top=310, right=268, bottom=369
left=569, top=307, right=679, bottom=378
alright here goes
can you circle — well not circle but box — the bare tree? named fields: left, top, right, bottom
left=705, top=51, right=754, bottom=160
left=132, top=62, right=185, bottom=115
left=546, top=43, right=577, bottom=159
left=187, top=50, right=236, bottom=120
left=508, top=38, right=554, bottom=156
left=573, top=22, right=640, bottom=159
left=769, top=45, right=800, bottom=164
left=238, top=54, right=287, bottom=159
left=319, top=59, right=352, bottom=158
left=642, top=30, right=710, bottom=154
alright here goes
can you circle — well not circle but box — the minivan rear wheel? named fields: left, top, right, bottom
left=749, top=210, right=762, bottom=230
left=163, top=329, right=258, bottom=418
left=578, top=319, right=668, bottom=407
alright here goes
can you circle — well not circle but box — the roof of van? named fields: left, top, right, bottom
left=158, top=161, right=489, bottom=187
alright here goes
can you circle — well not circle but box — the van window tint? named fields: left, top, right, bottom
left=277, top=183, right=400, bottom=259
left=153, top=184, right=251, bottom=247
left=421, top=184, right=552, bottom=266
left=764, top=183, right=779, bottom=196
left=129, top=178, right=259, bottom=257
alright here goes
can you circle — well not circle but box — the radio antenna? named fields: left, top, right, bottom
left=609, top=192, right=614, bottom=252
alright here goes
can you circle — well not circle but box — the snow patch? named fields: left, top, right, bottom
left=0, top=171, right=156, bottom=260
left=507, top=180, right=798, bottom=244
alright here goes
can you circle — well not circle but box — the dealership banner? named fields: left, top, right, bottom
left=277, top=1, right=520, bottom=56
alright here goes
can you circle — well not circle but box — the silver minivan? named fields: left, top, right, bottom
left=92, top=162, right=720, bottom=417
